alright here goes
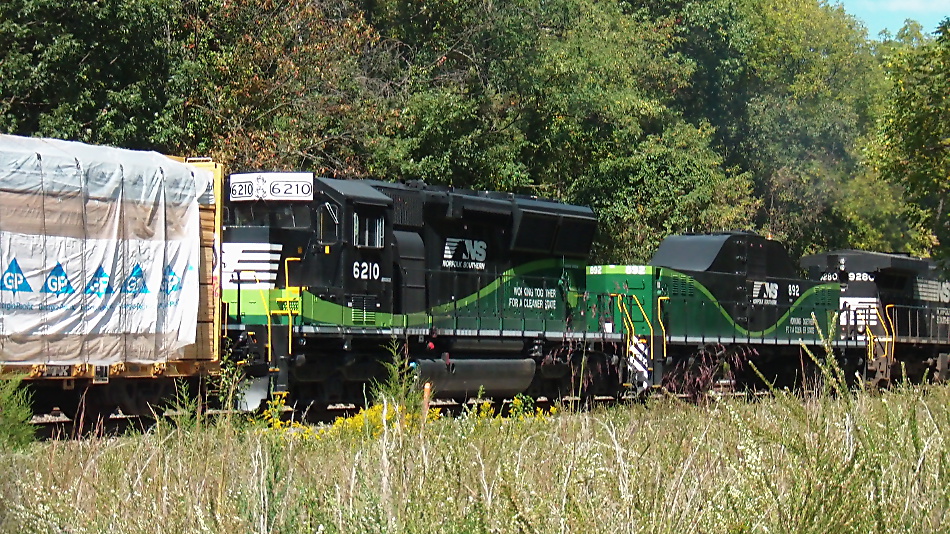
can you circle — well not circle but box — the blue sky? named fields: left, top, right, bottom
left=838, top=0, right=949, bottom=38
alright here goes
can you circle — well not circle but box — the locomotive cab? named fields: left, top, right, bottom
left=222, top=173, right=394, bottom=315
left=303, top=178, right=394, bottom=323
left=801, top=250, right=949, bottom=342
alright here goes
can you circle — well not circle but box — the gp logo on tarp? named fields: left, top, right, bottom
left=161, top=266, right=182, bottom=294
left=1, top=259, right=32, bottom=293
left=84, top=266, right=115, bottom=296
left=42, top=263, right=75, bottom=294
left=122, top=264, right=149, bottom=294
left=1, top=262, right=156, bottom=296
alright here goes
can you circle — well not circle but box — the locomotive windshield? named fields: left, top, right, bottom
left=229, top=202, right=311, bottom=229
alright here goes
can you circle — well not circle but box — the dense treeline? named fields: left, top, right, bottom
left=1, top=0, right=946, bottom=265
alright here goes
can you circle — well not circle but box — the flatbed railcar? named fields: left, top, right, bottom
left=0, top=135, right=224, bottom=417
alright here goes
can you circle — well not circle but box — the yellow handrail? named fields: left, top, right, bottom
left=254, top=275, right=273, bottom=366
left=882, top=304, right=896, bottom=360
left=280, top=257, right=302, bottom=363
left=284, top=257, right=301, bottom=292
left=613, top=294, right=635, bottom=337
left=629, top=294, right=655, bottom=371
left=657, top=296, right=670, bottom=365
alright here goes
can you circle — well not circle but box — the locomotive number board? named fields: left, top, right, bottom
left=229, top=173, right=314, bottom=202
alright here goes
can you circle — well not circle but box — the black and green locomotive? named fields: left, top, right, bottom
left=220, top=172, right=950, bottom=406
left=587, top=233, right=845, bottom=393
left=221, top=173, right=614, bottom=407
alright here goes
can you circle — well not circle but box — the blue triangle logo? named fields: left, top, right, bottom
left=84, top=266, right=115, bottom=297
left=160, top=266, right=182, bottom=294
left=42, top=263, right=75, bottom=294
left=122, top=264, right=149, bottom=294
left=1, top=259, right=32, bottom=293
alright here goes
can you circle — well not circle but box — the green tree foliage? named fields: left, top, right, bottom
left=574, top=122, right=757, bottom=262
left=726, top=0, right=884, bottom=256
left=630, top=0, right=892, bottom=257
left=163, top=0, right=387, bottom=174
left=879, top=19, right=950, bottom=266
left=0, top=0, right=177, bottom=148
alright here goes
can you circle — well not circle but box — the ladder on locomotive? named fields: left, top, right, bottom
left=266, top=259, right=303, bottom=391
left=864, top=306, right=894, bottom=387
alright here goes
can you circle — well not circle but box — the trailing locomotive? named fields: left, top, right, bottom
left=801, top=250, right=950, bottom=386
left=586, top=233, right=843, bottom=393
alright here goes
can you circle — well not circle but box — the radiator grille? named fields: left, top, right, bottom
left=348, top=295, right=378, bottom=325
left=391, top=192, right=424, bottom=227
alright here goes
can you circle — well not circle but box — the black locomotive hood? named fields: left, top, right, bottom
left=650, top=232, right=799, bottom=279
left=800, top=249, right=932, bottom=277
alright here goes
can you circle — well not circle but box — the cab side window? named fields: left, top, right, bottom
left=319, top=201, right=340, bottom=243
left=353, top=211, right=384, bottom=248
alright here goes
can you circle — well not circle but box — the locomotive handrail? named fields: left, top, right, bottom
left=629, top=294, right=655, bottom=371
left=875, top=304, right=936, bottom=341
left=254, top=275, right=274, bottom=367
left=284, top=257, right=301, bottom=292
left=879, top=305, right=894, bottom=360
left=612, top=294, right=635, bottom=337
left=275, top=257, right=303, bottom=363
left=657, top=296, right=670, bottom=364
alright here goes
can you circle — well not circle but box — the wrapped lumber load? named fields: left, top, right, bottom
left=0, top=135, right=218, bottom=373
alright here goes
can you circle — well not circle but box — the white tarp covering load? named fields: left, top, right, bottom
left=0, top=134, right=212, bottom=365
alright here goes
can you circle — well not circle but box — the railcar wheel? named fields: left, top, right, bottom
left=60, top=385, right=115, bottom=436
left=110, top=378, right=175, bottom=417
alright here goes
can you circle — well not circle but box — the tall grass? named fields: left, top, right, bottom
left=0, top=373, right=33, bottom=451
left=4, top=368, right=950, bottom=532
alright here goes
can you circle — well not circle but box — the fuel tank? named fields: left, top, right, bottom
left=414, top=358, right=536, bottom=398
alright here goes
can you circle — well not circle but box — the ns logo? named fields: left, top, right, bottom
left=443, top=238, right=487, bottom=262
left=752, top=281, right=779, bottom=305
left=754, top=281, right=779, bottom=299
